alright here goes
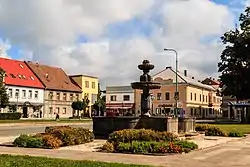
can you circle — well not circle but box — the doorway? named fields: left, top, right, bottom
left=23, top=106, right=28, bottom=118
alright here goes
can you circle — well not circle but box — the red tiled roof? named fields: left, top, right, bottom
left=0, top=58, right=44, bottom=89
left=25, top=61, right=82, bottom=92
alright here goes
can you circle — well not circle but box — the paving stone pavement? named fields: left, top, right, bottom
left=0, top=136, right=249, bottom=167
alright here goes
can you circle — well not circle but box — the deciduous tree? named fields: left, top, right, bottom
left=218, top=7, right=250, bottom=101
left=0, top=68, right=9, bottom=109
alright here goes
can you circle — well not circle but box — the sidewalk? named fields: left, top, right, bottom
left=0, top=121, right=92, bottom=127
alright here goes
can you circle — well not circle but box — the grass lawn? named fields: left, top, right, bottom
left=0, top=118, right=92, bottom=124
left=211, top=124, right=250, bottom=134
left=0, top=154, right=149, bottom=167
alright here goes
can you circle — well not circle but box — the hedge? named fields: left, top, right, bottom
left=13, top=126, right=94, bottom=149
left=0, top=113, right=21, bottom=120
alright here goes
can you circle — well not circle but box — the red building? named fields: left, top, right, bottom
left=0, top=58, right=44, bottom=117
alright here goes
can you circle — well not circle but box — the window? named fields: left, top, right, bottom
left=191, top=108, right=193, bottom=115
left=56, top=107, right=60, bottom=114
left=84, top=93, right=89, bottom=98
left=206, top=95, right=207, bottom=102
left=18, top=74, right=22, bottom=79
left=110, top=95, right=116, bottom=101
left=15, top=89, right=19, bottom=98
left=8, top=89, right=13, bottom=98
left=22, top=90, right=26, bottom=98
left=63, top=93, right=67, bottom=101
left=28, top=90, right=32, bottom=99
left=85, top=81, right=89, bottom=88
left=213, top=96, right=216, bottom=103
left=76, top=94, right=79, bottom=100
left=200, top=94, right=201, bottom=101
left=49, top=107, right=53, bottom=114
left=34, top=91, right=38, bottom=99
left=203, top=95, right=204, bottom=102
left=157, top=93, right=161, bottom=100
left=48, top=92, right=53, bottom=100
left=92, top=82, right=95, bottom=89
left=30, top=76, right=34, bottom=80
left=70, top=94, right=73, bottom=101
left=63, top=108, right=66, bottom=114
left=165, top=92, right=170, bottom=100
left=194, top=93, right=196, bottom=101
left=190, top=93, right=192, bottom=100
left=56, top=93, right=60, bottom=100
left=123, top=95, right=130, bottom=101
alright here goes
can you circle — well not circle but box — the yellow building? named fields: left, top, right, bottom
left=150, top=67, right=222, bottom=118
left=70, top=74, right=99, bottom=116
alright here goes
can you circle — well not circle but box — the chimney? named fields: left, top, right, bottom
left=192, top=77, right=194, bottom=79
left=184, top=70, right=187, bottom=77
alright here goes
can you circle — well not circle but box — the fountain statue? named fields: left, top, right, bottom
left=131, top=60, right=161, bottom=116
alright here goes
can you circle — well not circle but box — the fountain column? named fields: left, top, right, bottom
left=131, top=60, right=161, bottom=116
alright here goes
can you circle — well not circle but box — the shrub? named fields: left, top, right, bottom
left=115, top=140, right=196, bottom=154
left=47, top=127, right=94, bottom=146
left=195, top=124, right=210, bottom=131
left=227, top=131, right=244, bottom=137
left=205, top=126, right=227, bottom=137
left=45, top=126, right=71, bottom=134
left=0, top=113, right=21, bottom=120
left=42, top=134, right=63, bottom=149
left=102, top=142, right=115, bottom=153
left=13, top=134, right=44, bottom=148
left=108, top=129, right=178, bottom=144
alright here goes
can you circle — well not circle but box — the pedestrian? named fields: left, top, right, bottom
left=55, top=113, right=60, bottom=120
left=40, top=110, right=42, bottom=118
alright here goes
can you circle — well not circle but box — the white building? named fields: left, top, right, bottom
left=106, top=86, right=135, bottom=115
left=0, top=58, right=45, bottom=118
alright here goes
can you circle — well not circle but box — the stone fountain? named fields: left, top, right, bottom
left=92, top=60, right=195, bottom=138
left=131, top=60, right=161, bottom=116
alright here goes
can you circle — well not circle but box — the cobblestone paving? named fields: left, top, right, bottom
left=0, top=136, right=249, bottom=167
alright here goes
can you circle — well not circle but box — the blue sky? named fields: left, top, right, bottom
left=3, top=0, right=246, bottom=60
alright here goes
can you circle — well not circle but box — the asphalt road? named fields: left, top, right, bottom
left=0, top=122, right=93, bottom=137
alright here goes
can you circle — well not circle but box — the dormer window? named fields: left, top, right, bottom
left=19, top=64, right=24, bottom=68
left=18, top=74, right=22, bottom=79
left=23, top=75, right=26, bottom=79
left=30, top=76, right=34, bottom=80
left=10, top=74, right=16, bottom=78
left=45, top=73, right=49, bottom=78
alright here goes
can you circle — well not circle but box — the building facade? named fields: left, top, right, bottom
left=25, top=61, right=82, bottom=118
left=106, top=86, right=135, bottom=115
left=70, top=75, right=98, bottom=116
left=150, top=67, right=222, bottom=118
left=0, top=58, right=44, bottom=118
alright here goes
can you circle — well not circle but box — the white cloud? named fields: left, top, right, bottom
left=0, top=0, right=241, bottom=87
left=0, top=39, right=11, bottom=58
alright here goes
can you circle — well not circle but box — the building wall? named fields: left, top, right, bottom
left=150, top=83, right=222, bottom=118
left=70, top=75, right=98, bottom=115
left=43, top=90, right=81, bottom=118
left=5, top=85, right=44, bottom=116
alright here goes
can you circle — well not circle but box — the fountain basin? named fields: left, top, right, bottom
left=92, top=116, right=181, bottom=138
left=131, top=81, right=161, bottom=90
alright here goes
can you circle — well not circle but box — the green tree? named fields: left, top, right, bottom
left=71, top=100, right=86, bottom=118
left=93, top=84, right=106, bottom=116
left=218, top=7, right=250, bottom=101
left=0, top=68, right=9, bottom=109
left=82, top=96, right=90, bottom=117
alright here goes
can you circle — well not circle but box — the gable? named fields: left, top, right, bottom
left=153, top=68, right=187, bottom=83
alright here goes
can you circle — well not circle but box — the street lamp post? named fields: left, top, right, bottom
left=164, top=48, right=178, bottom=116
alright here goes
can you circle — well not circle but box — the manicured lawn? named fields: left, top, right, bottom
left=0, top=119, right=92, bottom=124
left=0, top=154, right=149, bottom=167
left=212, top=124, right=250, bottom=134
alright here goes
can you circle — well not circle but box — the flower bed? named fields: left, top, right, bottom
left=195, top=124, right=244, bottom=137
left=101, top=129, right=198, bottom=155
left=13, top=126, right=94, bottom=149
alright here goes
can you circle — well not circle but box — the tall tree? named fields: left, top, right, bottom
left=218, top=7, right=250, bottom=101
left=0, top=68, right=9, bottom=109
left=71, top=100, right=86, bottom=118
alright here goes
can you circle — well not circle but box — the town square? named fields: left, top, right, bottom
left=0, top=0, right=250, bottom=167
